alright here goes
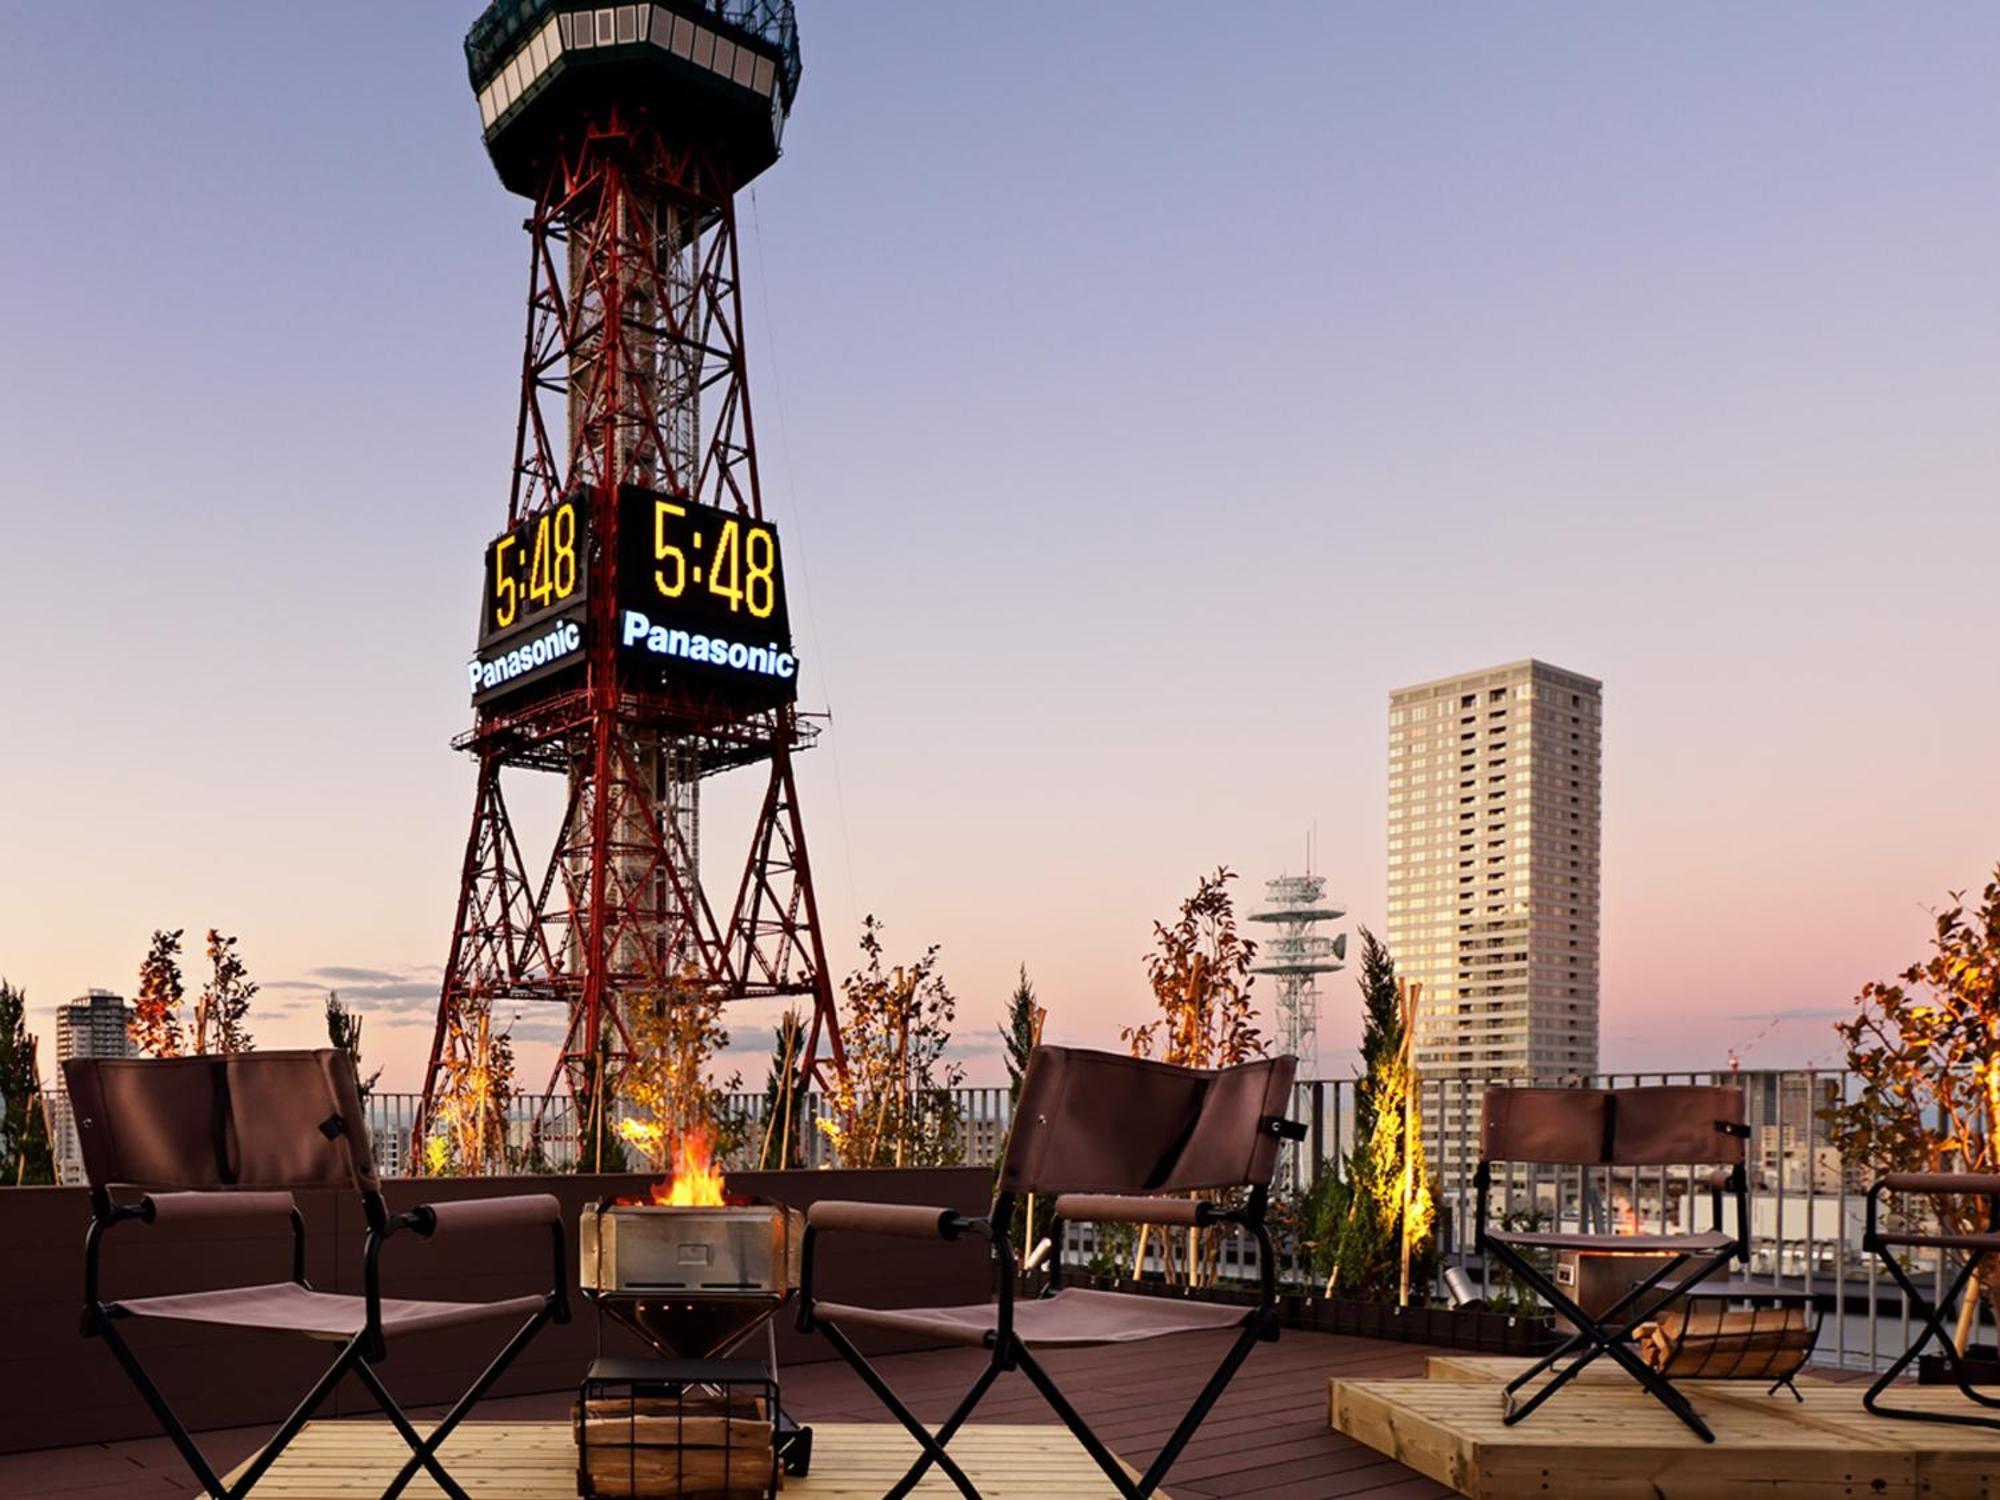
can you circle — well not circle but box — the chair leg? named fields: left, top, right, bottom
left=374, top=1303, right=556, bottom=1500
left=1012, top=1312, right=1275, bottom=1500
left=1491, top=1247, right=1718, bottom=1443
left=93, top=1315, right=363, bottom=1500
left=817, top=1319, right=992, bottom=1500
left=1865, top=1250, right=2000, bottom=1429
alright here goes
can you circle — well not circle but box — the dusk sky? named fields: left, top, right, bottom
left=3, top=3, right=1997, bottom=1092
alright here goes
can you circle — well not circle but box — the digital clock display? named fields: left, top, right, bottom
left=479, top=495, right=587, bottom=644
left=615, top=485, right=797, bottom=705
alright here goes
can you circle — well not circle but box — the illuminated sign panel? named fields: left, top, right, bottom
left=615, top=485, right=797, bottom=706
left=469, top=496, right=589, bottom=707
left=480, top=495, right=587, bottom=644
left=468, top=609, right=586, bottom=705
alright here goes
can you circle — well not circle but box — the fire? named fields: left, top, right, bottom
left=646, top=1127, right=728, bottom=1207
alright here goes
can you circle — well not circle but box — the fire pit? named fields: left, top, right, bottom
left=579, top=1197, right=804, bottom=1361
left=574, top=1135, right=811, bottom=1494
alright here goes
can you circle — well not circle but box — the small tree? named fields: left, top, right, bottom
left=1829, top=869, right=2000, bottom=1336
left=425, top=1003, right=516, bottom=1176
left=1123, top=869, right=1265, bottom=1286
left=619, top=975, right=740, bottom=1173
left=758, top=1008, right=808, bottom=1169
left=817, top=917, right=965, bottom=1168
left=193, top=929, right=256, bottom=1055
left=1332, top=976, right=1437, bottom=1304
left=0, top=980, right=55, bottom=1185
left=133, top=929, right=187, bottom=1059
left=1001, top=965, right=1043, bottom=1109
left=324, top=990, right=381, bottom=1102
left=1124, top=867, right=1264, bottom=1068
left=1351, top=928, right=1399, bottom=1146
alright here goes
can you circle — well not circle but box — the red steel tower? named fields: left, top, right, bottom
left=418, top=0, right=841, bottom=1169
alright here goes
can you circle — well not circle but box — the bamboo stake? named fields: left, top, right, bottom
left=1397, top=980, right=1421, bottom=1309
left=1023, top=1003, right=1046, bottom=1264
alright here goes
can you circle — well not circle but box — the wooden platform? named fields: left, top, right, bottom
left=215, top=1420, right=1153, bottom=1498
left=1330, top=1355, right=2000, bottom=1499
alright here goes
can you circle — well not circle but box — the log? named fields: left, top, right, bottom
left=579, top=1442, right=776, bottom=1498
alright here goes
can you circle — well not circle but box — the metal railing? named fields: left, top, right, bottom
left=43, top=1068, right=1962, bottom=1371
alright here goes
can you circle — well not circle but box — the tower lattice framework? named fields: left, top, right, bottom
left=418, top=70, right=843, bottom=1169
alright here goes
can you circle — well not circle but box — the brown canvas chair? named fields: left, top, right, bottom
left=797, top=1045, right=1303, bottom=1499
left=65, top=1050, right=570, bottom=1500
left=1475, top=1083, right=1750, bottom=1442
left=1861, top=1173, right=2000, bottom=1430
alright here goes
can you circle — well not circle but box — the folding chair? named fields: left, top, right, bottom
left=1474, top=1083, right=1749, bottom=1442
left=1861, top=1172, right=2000, bottom=1430
left=797, top=1044, right=1301, bottom=1500
left=65, top=1050, right=571, bottom=1500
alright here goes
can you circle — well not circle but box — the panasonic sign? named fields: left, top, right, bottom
left=469, top=616, right=585, bottom=703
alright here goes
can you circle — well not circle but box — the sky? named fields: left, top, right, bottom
left=2, top=3, right=1997, bottom=1093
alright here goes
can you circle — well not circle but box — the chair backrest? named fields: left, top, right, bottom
left=61, top=1050, right=380, bottom=1194
left=1480, top=1084, right=1746, bottom=1168
left=998, top=1045, right=1298, bottom=1197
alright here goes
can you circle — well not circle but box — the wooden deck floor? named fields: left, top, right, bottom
left=1332, top=1355, right=1995, bottom=1499
left=0, top=1329, right=1452, bottom=1500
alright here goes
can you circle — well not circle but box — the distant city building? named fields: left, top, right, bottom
left=1387, top=660, right=1602, bottom=1084
left=51, top=989, right=133, bottom=1183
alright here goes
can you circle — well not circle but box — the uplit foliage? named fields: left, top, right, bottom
left=193, top=930, right=256, bottom=1056
left=817, top=917, right=965, bottom=1169
left=0, top=980, right=55, bottom=1185
left=1333, top=967, right=1437, bottom=1304
left=1124, top=867, right=1264, bottom=1068
left=618, top=973, right=740, bottom=1172
left=426, top=1003, right=516, bottom=1176
left=1828, top=868, right=2000, bottom=1322
left=132, top=929, right=187, bottom=1059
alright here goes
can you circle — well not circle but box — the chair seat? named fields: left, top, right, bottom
left=109, top=1282, right=548, bottom=1340
left=813, top=1286, right=1253, bottom=1349
left=1488, top=1228, right=1735, bottom=1254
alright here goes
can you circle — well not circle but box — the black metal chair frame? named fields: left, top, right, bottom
left=82, top=1185, right=571, bottom=1500
left=1474, top=1134, right=1751, bottom=1444
left=797, top=1179, right=1289, bottom=1500
left=1861, top=1178, right=2000, bottom=1431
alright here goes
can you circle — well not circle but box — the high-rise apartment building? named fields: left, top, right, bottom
left=1387, top=660, right=1601, bottom=1083
left=51, top=988, right=133, bottom=1183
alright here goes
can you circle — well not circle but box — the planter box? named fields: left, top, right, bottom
left=1919, top=1344, right=2000, bottom=1386
left=1065, top=1273, right=1558, bottom=1356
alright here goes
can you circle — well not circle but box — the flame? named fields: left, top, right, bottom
left=646, top=1127, right=727, bottom=1207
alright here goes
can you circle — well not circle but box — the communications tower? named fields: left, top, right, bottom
left=418, top=0, right=842, bottom=1167
left=1249, top=873, right=1346, bottom=1074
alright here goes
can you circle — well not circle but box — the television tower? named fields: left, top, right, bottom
left=1249, top=868, right=1346, bottom=1074
left=417, top=1, right=842, bottom=1167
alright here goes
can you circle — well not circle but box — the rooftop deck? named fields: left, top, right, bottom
left=0, top=1328, right=1452, bottom=1500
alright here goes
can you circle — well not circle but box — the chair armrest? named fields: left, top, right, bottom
left=365, top=1192, right=570, bottom=1356
left=1052, top=1194, right=1212, bottom=1227
left=141, top=1190, right=298, bottom=1225
left=806, top=1201, right=983, bottom=1239
left=1878, top=1173, right=2000, bottom=1195
left=412, top=1192, right=563, bottom=1239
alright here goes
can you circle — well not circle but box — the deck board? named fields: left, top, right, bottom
left=4, top=1329, right=1455, bottom=1500
left=213, top=1422, right=1150, bottom=1498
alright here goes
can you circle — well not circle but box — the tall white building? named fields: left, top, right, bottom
left=51, top=989, right=133, bottom=1183
left=1387, top=660, right=1601, bottom=1084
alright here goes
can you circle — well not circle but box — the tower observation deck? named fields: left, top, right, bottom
left=417, top=0, right=840, bottom=1171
